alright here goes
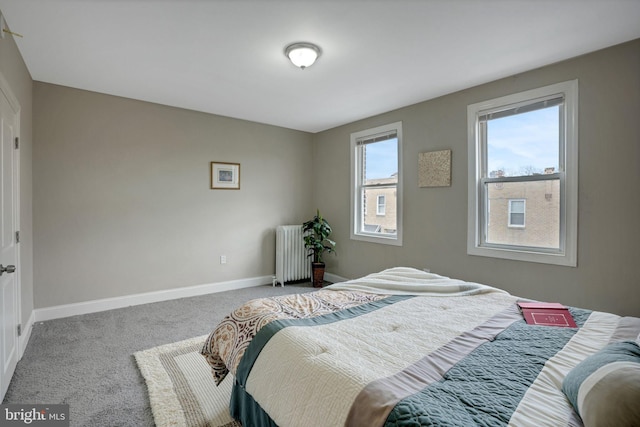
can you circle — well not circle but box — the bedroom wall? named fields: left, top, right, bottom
left=33, top=83, right=313, bottom=308
left=313, top=39, right=640, bottom=317
left=0, top=25, right=34, bottom=329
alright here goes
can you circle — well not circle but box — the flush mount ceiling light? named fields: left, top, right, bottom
left=284, top=42, right=321, bottom=69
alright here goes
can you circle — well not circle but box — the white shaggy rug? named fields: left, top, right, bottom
left=135, top=335, right=241, bottom=427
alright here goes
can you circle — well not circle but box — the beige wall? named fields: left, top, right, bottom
left=33, top=83, right=313, bottom=307
left=0, top=25, right=34, bottom=328
left=314, top=39, right=640, bottom=317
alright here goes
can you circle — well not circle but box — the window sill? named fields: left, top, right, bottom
left=351, top=232, right=402, bottom=247
left=467, top=244, right=576, bottom=267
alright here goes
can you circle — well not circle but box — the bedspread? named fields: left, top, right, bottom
left=201, top=267, right=506, bottom=386
left=201, top=268, right=640, bottom=427
left=201, top=288, right=387, bottom=384
left=235, top=290, right=522, bottom=426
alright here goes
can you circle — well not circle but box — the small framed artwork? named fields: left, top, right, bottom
left=210, top=162, right=240, bottom=190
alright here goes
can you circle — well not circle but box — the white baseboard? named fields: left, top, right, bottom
left=19, top=310, right=35, bottom=358
left=33, top=275, right=274, bottom=322
left=27, top=271, right=348, bottom=328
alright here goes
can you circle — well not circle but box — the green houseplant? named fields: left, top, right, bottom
left=302, top=209, right=336, bottom=287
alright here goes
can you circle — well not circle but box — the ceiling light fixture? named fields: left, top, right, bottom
left=284, top=42, right=321, bottom=69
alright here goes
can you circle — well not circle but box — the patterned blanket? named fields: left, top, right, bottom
left=201, top=268, right=640, bottom=427
left=201, top=289, right=386, bottom=385
left=201, top=268, right=505, bottom=385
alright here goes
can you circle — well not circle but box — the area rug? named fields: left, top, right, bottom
left=134, top=335, right=241, bottom=427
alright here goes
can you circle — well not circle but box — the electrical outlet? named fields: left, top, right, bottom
left=220, top=255, right=227, bottom=264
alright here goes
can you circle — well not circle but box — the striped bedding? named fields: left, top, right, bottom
left=201, top=267, right=640, bottom=427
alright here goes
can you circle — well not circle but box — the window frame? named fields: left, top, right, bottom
left=467, top=80, right=578, bottom=266
left=507, top=199, right=526, bottom=228
left=350, top=121, right=403, bottom=246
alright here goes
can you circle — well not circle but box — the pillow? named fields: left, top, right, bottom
left=562, top=341, right=640, bottom=427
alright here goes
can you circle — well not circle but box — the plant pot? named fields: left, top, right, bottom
left=311, top=262, right=325, bottom=288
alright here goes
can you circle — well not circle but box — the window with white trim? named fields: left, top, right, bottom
left=508, top=199, right=525, bottom=228
left=376, top=195, right=386, bottom=216
left=467, top=80, right=578, bottom=266
left=351, top=122, right=403, bottom=246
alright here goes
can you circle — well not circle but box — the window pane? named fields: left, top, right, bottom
left=510, top=200, right=525, bottom=213
left=364, top=138, right=398, bottom=182
left=487, top=106, right=559, bottom=177
left=510, top=212, right=525, bottom=226
left=362, top=187, right=396, bottom=235
left=486, top=180, right=559, bottom=249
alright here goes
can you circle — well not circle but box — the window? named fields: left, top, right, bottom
left=508, top=199, right=525, bottom=228
left=377, top=195, right=386, bottom=216
left=351, top=122, right=402, bottom=246
left=467, top=81, right=578, bottom=266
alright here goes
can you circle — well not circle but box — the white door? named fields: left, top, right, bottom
left=0, top=76, right=19, bottom=401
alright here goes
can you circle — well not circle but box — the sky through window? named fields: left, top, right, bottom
left=487, top=106, right=559, bottom=176
left=365, top=138, right=398, bottom=180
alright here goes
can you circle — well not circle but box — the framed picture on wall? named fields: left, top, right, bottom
left=210, top=162, right=240, bottom=190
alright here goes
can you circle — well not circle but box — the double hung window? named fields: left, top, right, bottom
left=467, top=81, right=578, bottom=266
left=508, top=199, right=526, bottom=228
left=377, top=195, right=386, bottom=216
left=351, top=122, right=402, bottom=246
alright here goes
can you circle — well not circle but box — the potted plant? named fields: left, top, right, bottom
left=303, top=209, right=336, bottom=287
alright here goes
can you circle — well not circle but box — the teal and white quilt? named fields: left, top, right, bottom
left=202, top=267, right=640, bottom=427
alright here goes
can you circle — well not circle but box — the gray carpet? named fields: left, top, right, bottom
left=2, top=283, right=315, bottom=426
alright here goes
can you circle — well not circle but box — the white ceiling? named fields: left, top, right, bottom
left=1, top=1, right=639, bottom=133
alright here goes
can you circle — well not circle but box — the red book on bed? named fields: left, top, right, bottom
left=517, top=302, right=577, bottom=328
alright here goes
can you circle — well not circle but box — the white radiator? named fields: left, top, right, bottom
left=275, top=225, right=310, bottom=286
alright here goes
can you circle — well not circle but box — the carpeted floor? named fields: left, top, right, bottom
left=2, top=283, right=314, bottom=426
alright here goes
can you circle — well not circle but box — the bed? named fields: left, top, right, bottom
left=201, top=267, right=640, bottom=427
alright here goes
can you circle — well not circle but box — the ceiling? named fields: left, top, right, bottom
left=1, top=1, right=639, bottom=133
